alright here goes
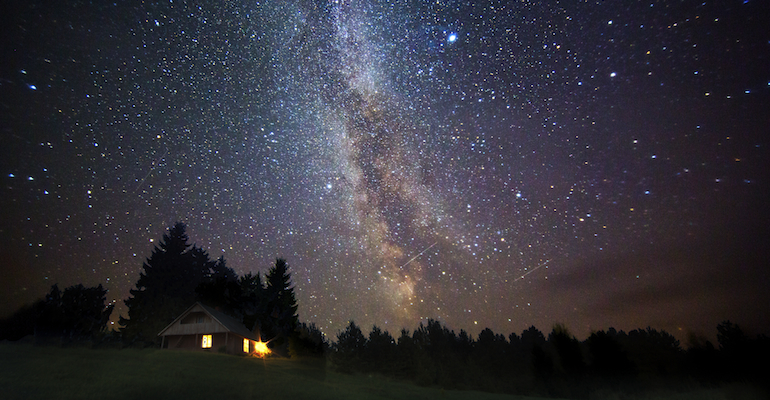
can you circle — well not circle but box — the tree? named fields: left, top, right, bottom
left=622, top=327, right=682, bottom=377
left=289, top=322, right=328, bottom=359
left=262, top=258, right=298, bottom=342
left=2, top=283, right=114, bottom=343
left=716, top=320, right=750, bottom=379
left=195, top=257, right=241, bottom=313
left=0, top=302, right=39, bottom=341
left=120, top=222, right=214, bottom=345
left=238, top=271, right=266, bottom=332
left=58, top=283, right=114, bottom=340
left=549, top=323, right=585, bottom=377
left=364, top=325, right=396, bottom=371
left=474, top=327, right=509, bottom=377
left=716, top=320, right=748, bottom=355
left=586, top=329, right=636, bottom=380
left=333, top=320, right=367, bottom=372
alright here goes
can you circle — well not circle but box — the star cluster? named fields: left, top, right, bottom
left=1, top=0, right=768, bottom=341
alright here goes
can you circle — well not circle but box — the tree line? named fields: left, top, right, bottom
left=119, top=222, right=301, bottom=351
left=2, top=222, right=768, bottom=397
left=0, top=283, right=113, bottom=343
left=0, top=222, right=310, bottom=353
left=328, top=319, right=769, bottom=397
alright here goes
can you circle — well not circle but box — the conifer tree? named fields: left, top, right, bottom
left=195, top=256, right=240, bottom=312
left=263, top=258, right=298, bottom=341
left=238, top=271, right=266, bottom=332
left=120, top=222, right=214, bottom=345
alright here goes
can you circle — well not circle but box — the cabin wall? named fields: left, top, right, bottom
left=161, top=332, right=249, bottom=355
left=162, top=321, right=228, bottom=336
left=180, top=311, right=212, bottom=325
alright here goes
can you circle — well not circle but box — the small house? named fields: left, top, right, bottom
left=158, top=302, right=268, bottom=356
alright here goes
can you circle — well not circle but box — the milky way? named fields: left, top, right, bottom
left=2, top=0, right=768, bottom=341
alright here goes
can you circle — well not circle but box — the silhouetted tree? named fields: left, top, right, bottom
left=586, top=329, right=636, bottom=381
left=238, top=271, right=266, bottom=332
left=521, top=325, right=546, bottom=352
left=716, top=320, right=755, bottom=380
left=11, top=283, right=115, bottom=343
left=0, top=302, right=40, bottom=341
left=239, top=271, right=265, bottom=298
left=333, top=320, right=367, bottom=372
left=392, top=328, right=419, bottom=378
left=532, top=342, right=554, bottom=380
left=59, top=283, right=114, bottom=340
left=474, top=327, right=509, bottom=377
left=621, top=327, right=682, bottom=377
left=717, top=320, right=748, bottom=355
left=195, top=257, right=241, bottom=313
left=519, top=325, right=548, bottom=375
left=364, top=325, right=396, bottom=372
left=289, top=322, right=328, bottom=359
left=549, top=323, right=585, bottom=378
left=686, top=331, right=720, bottom=382
left=120, top=222, right=215, bottom=345
left=262, top=258, right=299, bottom=344
left=456, top=328, right=473, bottom=357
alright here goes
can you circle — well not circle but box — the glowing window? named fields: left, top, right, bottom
left=202, top=334, right=212, bottom=348
left=243, top=338, right=250, bottom=353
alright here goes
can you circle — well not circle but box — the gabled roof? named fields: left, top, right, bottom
left=157, top=302, right=259, bottom=341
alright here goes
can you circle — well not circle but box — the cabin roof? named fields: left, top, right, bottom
left=157, top=302, right=259, bottom=341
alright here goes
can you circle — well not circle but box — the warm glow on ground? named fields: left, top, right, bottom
left=253, top=340, right=270, bottom=357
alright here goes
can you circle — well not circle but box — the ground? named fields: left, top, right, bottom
left=0, top=342, right=763, bottom=400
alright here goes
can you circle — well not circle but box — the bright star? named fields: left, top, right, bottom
left=448, top=33, right=457, bottom=43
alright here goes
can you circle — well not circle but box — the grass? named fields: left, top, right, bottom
left=1, top=342, right=765, bottom=400
left=0, top=342, right=549, bottom=400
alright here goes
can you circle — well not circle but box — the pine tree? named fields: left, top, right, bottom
left=120, top=222, right=214, bottom=345
left=59, top=283, right=114, bottom=340
left=263, top=258, right=298, bottom=342
left=24, top=284, right=113, bottom=342
left=238, top=272, right=266, bottom=332
left=195, top=256, right=240, bottom=313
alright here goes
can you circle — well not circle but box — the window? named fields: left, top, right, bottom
left=202, top=334, right=212, bottom=349
left=243, top=338, right=250, bottom=353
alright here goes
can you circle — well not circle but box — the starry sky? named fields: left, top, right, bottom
left=1, top=0, right=768, bottom=343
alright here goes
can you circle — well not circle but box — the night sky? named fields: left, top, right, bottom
left=2, top=0, right=768, bottom=343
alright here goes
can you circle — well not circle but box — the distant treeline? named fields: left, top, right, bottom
left=0, top=222, right=302, bottom=350
left=2, top=222, right=768, bottom=397
left=0, top=283, right=113, bottom=343
left=328, top=319, right=769, bottom=398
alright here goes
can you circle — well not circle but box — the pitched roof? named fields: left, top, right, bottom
left=157, top=302, right=259, bottom=341
left=197, top=303, right=258, bottom=340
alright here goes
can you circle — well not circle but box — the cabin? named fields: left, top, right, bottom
left=158, top=302, right=268, bottom=356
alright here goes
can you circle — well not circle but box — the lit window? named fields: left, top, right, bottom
left=243, top=338, right=250, bottom=353
left=202, top=334, right=212, bottom=348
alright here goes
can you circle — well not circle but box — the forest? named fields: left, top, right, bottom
left=1, top=222, right=767, bottom=398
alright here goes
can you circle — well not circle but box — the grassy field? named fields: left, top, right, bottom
left=0, top=342, right=550, bottom=400
left=0, top=342, right=764, bottom=400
